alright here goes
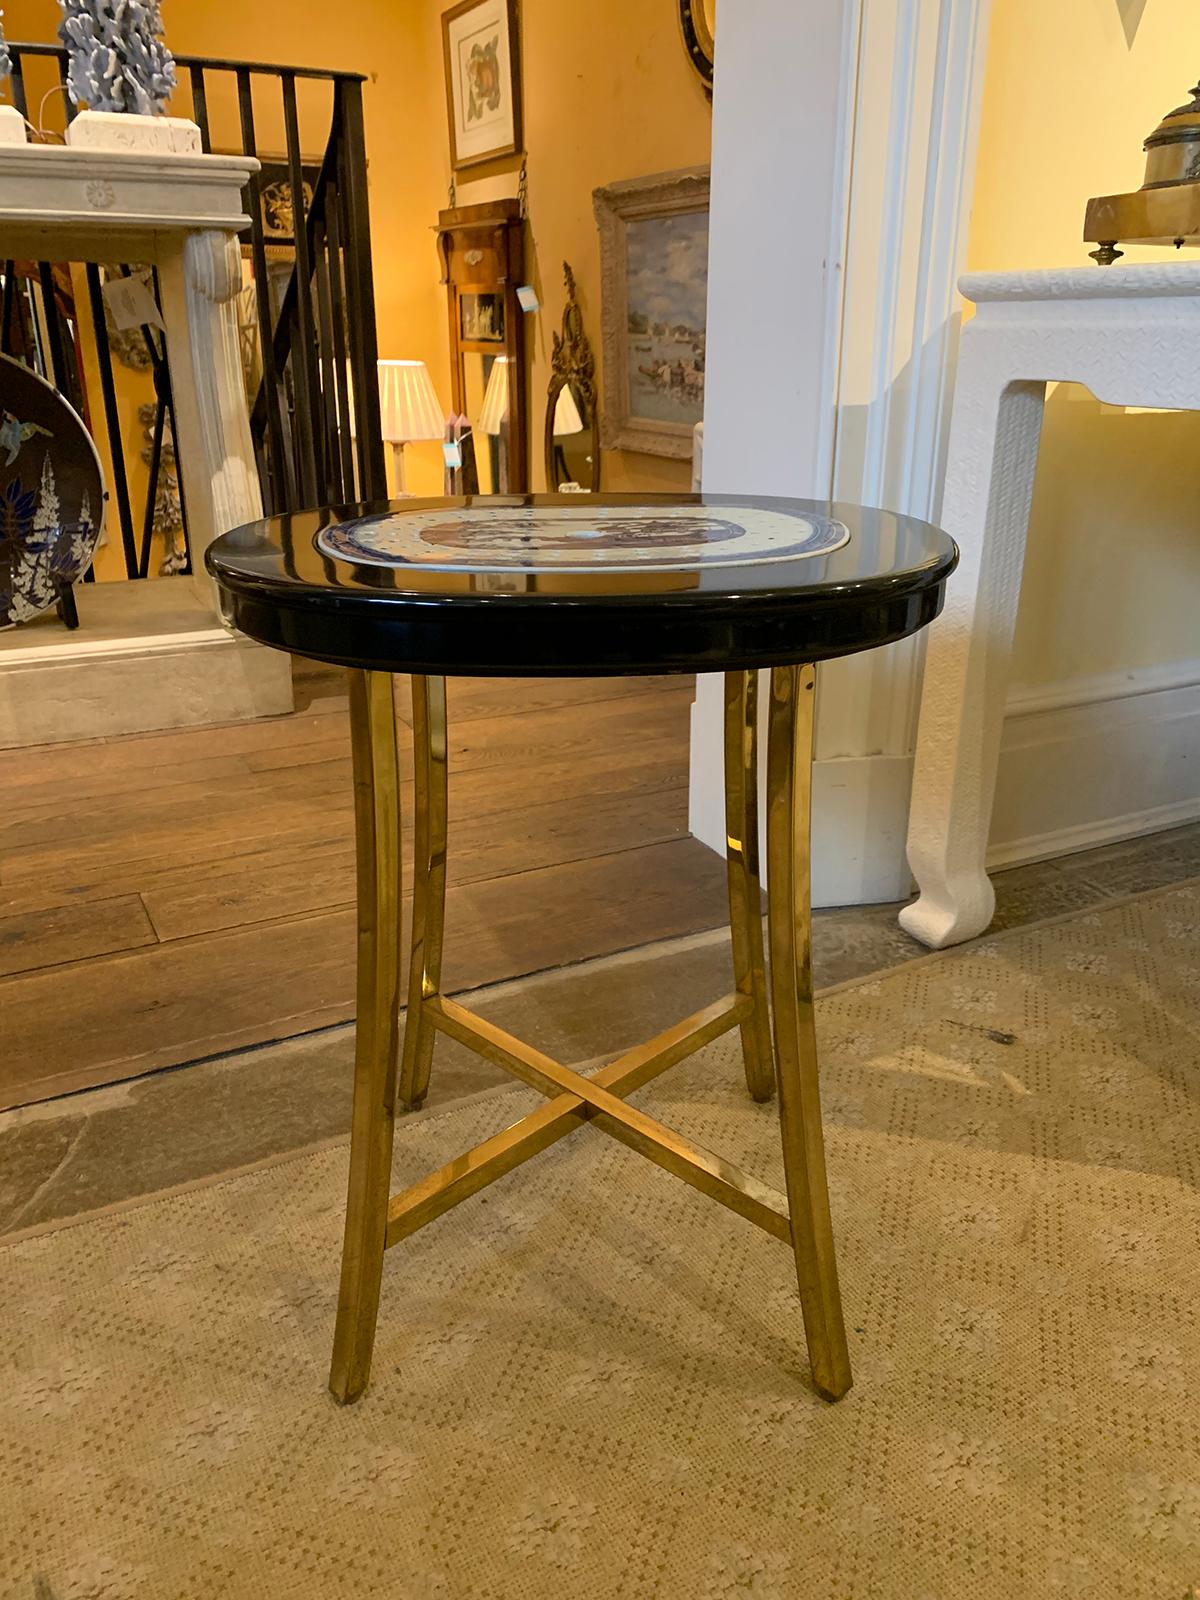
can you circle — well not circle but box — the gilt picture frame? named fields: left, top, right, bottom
left=442, top=0, right=523, bottom=172
left=593, top=167, right=710, bottom=460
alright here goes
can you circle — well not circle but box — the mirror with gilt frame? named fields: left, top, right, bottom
left=679, top=0, right=715, bottom=92
left=544, top=261, right=600, bottom=493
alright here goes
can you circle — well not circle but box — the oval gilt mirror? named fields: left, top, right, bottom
left=679, top=0, right=715, bottom=91
left=544, top=262, right=600, bottom=493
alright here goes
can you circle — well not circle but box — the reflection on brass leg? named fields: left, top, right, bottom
left=328, top=669, right=403, bottom=1406
left=766, top=664, right=853, bottom=1402
left=724, top=670, right=775, bottom=1103
left=398, top=674, right=449, bottom=1113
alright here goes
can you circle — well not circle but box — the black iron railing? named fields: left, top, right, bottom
left=0, top=45, right=386, bottom=580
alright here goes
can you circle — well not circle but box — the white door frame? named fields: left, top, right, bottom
left=693, top=0, right=993, bottom=906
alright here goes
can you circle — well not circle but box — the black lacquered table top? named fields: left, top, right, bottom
left=206, top=494, right=958, bottom=677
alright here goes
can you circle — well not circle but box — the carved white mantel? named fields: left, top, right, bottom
left=0, top=143, right=262, bottom=612
left=0, top=143, right=294, bottom=746
left=901, top=261, right=1200, bottom=948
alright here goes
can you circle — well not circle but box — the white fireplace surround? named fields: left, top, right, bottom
left=0, top=134, right=293, bottom=746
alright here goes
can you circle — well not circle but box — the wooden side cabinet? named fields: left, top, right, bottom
left=436, top=198, right=529, bottom=494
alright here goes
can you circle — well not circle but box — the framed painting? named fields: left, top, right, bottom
left=217, top=151, right=322, bottom=258
left=254, top=158, right=321, bottom=250
left=593, top=167, right=710, bottom=460
left=442, top=0, right=523, bottom=172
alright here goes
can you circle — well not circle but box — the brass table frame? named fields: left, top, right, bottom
left=329, top=664, right=852, bottom=1406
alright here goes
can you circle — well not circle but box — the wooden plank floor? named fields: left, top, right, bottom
left=0, top=667, right=731, bottom=1110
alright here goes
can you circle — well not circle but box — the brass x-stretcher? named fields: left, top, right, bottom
left=328, top=666, right=852, bottom=1408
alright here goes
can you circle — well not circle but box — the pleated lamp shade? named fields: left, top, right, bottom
left=552, top=383, right=584, bottom=436
left=477, top=356, right=512, bottom=435
left=377, top=359, right=444, bottom=444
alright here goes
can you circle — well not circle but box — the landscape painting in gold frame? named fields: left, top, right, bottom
left=593, top=167, right=710, bottom=461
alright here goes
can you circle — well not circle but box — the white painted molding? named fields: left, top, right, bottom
left=816, top=0, right=993, bottom=773
left=903, top=263, right=1200, bottom=947
left=0, top=145, right=257, bottom=258
left=693, top=0, right=993, bottom=906
left=1004, top=656, right=1200, bottom=719
left=990, top=660, right=1200, bottom=869
left=962, top=262, right=1200, bottom=302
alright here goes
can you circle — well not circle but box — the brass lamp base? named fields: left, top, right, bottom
left=1084, top=180, right=1200, bottom=263
left=1084, top=78, right=1200, bottom=263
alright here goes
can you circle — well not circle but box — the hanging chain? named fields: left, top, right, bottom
left=517, top=157, right=528, bottom=219
left=448, top=174, right=457, bottom=209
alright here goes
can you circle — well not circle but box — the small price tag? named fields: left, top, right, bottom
left=101, top=272, right=165, bottom=333
left=442, top=440, right=463, bottom=469
left=516, top=284, right=540, bottom=313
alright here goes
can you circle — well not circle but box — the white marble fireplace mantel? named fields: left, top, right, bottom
left=901, top=261, right=1200, bottom=948
left=0, top=141, right=294, bottom=745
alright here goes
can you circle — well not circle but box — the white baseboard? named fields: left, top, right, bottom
left=0, top=578, right=294, bottom=748
left=688, top=684, right=918, bottom=906
left=988, top=657, right=1200, bottom=869
left=690, top=658, right=1200, bottom=907
left=811, top=753, right=916, bottom=905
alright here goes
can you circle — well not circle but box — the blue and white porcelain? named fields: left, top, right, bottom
left=317, top=501, right=850, bottom=575
left=0, top=353, right=105, bottom=628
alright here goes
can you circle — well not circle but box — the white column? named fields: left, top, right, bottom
left=156, top=228, right=264, bottom=612
left=692, top=0, right=992, bottom=906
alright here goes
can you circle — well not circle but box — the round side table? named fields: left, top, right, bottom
left=207, top=492, right=957, bottom=1408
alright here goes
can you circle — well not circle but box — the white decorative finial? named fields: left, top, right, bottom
left=57, top=0, right=177, bottom=115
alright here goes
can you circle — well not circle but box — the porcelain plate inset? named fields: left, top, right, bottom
left=316, top=502, right=850, bottom=574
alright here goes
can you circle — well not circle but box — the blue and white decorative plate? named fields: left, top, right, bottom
left=0, top=353, right=105, bottom=629
left=317, top=502, right=850, bottom=575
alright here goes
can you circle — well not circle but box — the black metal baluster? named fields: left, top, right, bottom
left=237, top=67, right=294, bottom=509
left=336, top=77, right=385, bottom=502
left=312, top=218, right=343, bottom=504
left=281, top=71, right=324, bottom=508
left=189, top=64, right=211, bottom=152
left=36, top=263, right=71, bottom=395
left=1, top=264, right=16, bottom=355
left=84, top=265, right=139, bottom=579
left=9, top=52, right=28, bottom=118
left=57, top=47, right=75, bottom=123
left=324, top=183, right=358, bottom=502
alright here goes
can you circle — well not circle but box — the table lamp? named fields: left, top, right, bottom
left=377, top=359, right=444, bottom=493
left=552, top=383, right=583, bottom=436
left=477, top=356, right=513, bottom=493
left=477, top=356, right=512, bottom=436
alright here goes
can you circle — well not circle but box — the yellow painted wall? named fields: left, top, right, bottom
left=968, top=0, right=1200, bottom=689
left=463, top=0, right=712, bottom=493
left=6, top=0, right=710, bottom=525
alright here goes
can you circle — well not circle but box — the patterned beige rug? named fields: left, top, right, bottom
left=3, top=883, right=1200, bottom=1600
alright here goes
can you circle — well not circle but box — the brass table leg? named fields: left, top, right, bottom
left=398, top=674, right=449, bottom=1113
left=723, top=671, right=775, bottom=1103
left=329, top=669, right=403, bottom=1405
left=766, top=664, right=853, bottom=1401
left=326, top=664, right=853, bottom=1406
